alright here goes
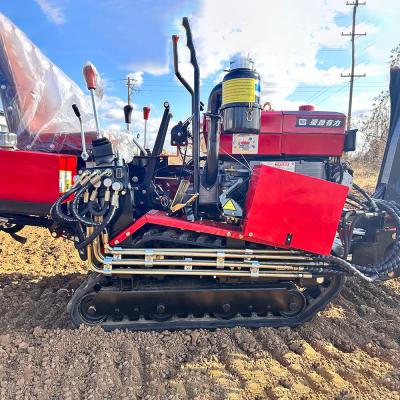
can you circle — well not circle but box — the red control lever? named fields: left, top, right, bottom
left=83, top=62, right=97, bottom=90
left=143, top=106, right=151, bottom=121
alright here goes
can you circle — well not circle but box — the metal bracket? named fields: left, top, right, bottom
left=216, top=251, right=225, bottom=269
left=145, top=249, right=154, bottom=267
left=184, top=257, right=193, bottom=271
left=103, top=257, right=113, bottom=275
left=250, top=260, right=260, bottom=278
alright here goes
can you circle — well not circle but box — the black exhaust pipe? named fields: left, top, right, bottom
left=205, top=83, right=222, bottom=187
left=179, top=17, right=200, bottom=219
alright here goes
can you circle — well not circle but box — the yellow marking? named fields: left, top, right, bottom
left=222, top=78, right=256, bottom=104
left=223, top=199, right=237, bottom=211
left=59, top=170, right=72, bottom=193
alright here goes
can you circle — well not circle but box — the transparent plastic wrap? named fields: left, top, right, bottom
left=0, top=13, right=137, bottom=159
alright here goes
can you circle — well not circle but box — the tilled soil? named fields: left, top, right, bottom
left=0, top=227, right=400, bottom=399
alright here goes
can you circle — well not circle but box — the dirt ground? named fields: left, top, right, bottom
left=0, top=227, right=400, bottom=400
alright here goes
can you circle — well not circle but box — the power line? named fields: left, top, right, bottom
left=315, top=82, right=350, bottom=106
left=341, top=0, right=366, bottom=129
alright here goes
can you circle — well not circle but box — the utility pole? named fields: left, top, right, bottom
left=341, top=0, right=366, bottom=130
left=126, top=76, right=137, bottom=106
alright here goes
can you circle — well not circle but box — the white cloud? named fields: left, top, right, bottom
left=171, top=0, right=390, bottom=110
left=125, top=61, right=169, bottom=76
left=127, top=71, right=144, bottom=87
left=35, top=0, right=66, bottom=25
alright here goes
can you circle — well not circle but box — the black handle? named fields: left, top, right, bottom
left=182, top=17, right=198, bottom=69
left=172, top=35, right=194, bottom=96
left=124, top=104, right=133, bottom=124
left=182, top=17, right=200, bottom=219
left=72, top=103, right=81, bottom=119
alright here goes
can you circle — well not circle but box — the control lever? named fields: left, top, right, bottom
left=124, top=104, right=133, bottom=130
left=143, top=106, right=151, bottom=149
left=72, top=104, right=89, bottom=161
left=83, top=62, right=102, bottom=137
left=123, top=104, right=146, bottom=156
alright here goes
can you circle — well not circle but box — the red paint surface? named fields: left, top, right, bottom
left=299, top=105, right=314, bottom=111
left=0, top=149, right=77, bottom=204
left=219, top=110, right=346, bottom=157
left=244, top=165, right=349, bottom=255
left=281, top=133, right=345, bottom=156
left=110, top=209, right=243, bottom=246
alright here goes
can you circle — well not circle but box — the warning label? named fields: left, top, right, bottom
left=223, top=199, right=237, bottom=211
left=232, top=134, right=259, bottom=154
left=262, top=161, right=296, bottom=172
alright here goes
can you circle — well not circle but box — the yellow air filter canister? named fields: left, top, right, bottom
left=221, top=57, right=261, bottom=134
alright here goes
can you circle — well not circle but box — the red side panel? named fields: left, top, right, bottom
left=0, top=149, right=77, bottom=204
left=243, top=165, right=348, bottom=255
left=218, top=110, right=346, bottom=157
left=109, top=210, right=244, bottom=246
left=281, top=133, right=345, bottom=156
left=281, top=112, right=346, bottom=156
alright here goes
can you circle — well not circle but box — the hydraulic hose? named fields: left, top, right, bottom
left=75, top=205, right=118, bottom=250
left=88, top=199, right=110, bottom=217
left=323, top=198, right=400, bottom=280
left=71, top=170, right=113, bottom=226
left=50, top=184, right=81, bottom=223
left=353, top=183, right=379, bottom=212
left=50, top=171, right=97, bottom=224
left=71, top=184, right=103, bottom=226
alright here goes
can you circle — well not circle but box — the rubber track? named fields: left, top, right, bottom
left=68, top=226, right=346, bottom=330
left=131, top=226, right=225, bottom=249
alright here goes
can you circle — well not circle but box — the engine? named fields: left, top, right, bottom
left=195, top=55, right=355, bottom=226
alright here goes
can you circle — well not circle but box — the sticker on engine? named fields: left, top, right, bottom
left=59, top=170, right=72, bottom=193
left=223, top=199, right=237, bottom=211
left=296, top=117, right=344, bottom=128
left=232, top=134, right=258, bottom=154
left=262, top=161, right=295, bottom=172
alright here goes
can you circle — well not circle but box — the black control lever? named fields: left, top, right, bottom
left=124, top=104, right=133, bottom=125
left=72, top=103, right=81, bottom=120
left=123, top=104, right=146, bottom=156
left=72, top=103, right=89, bottom=161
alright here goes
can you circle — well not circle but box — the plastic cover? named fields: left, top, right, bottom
left=0, top=13, right=137, bottom=159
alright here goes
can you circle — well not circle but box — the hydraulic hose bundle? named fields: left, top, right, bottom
left=50, top=169, right=120, bottom=250
left=323, top=185, right=400, bottom=282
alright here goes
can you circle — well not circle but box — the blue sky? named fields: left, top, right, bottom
left=1, top=0, right=399, bottom=141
